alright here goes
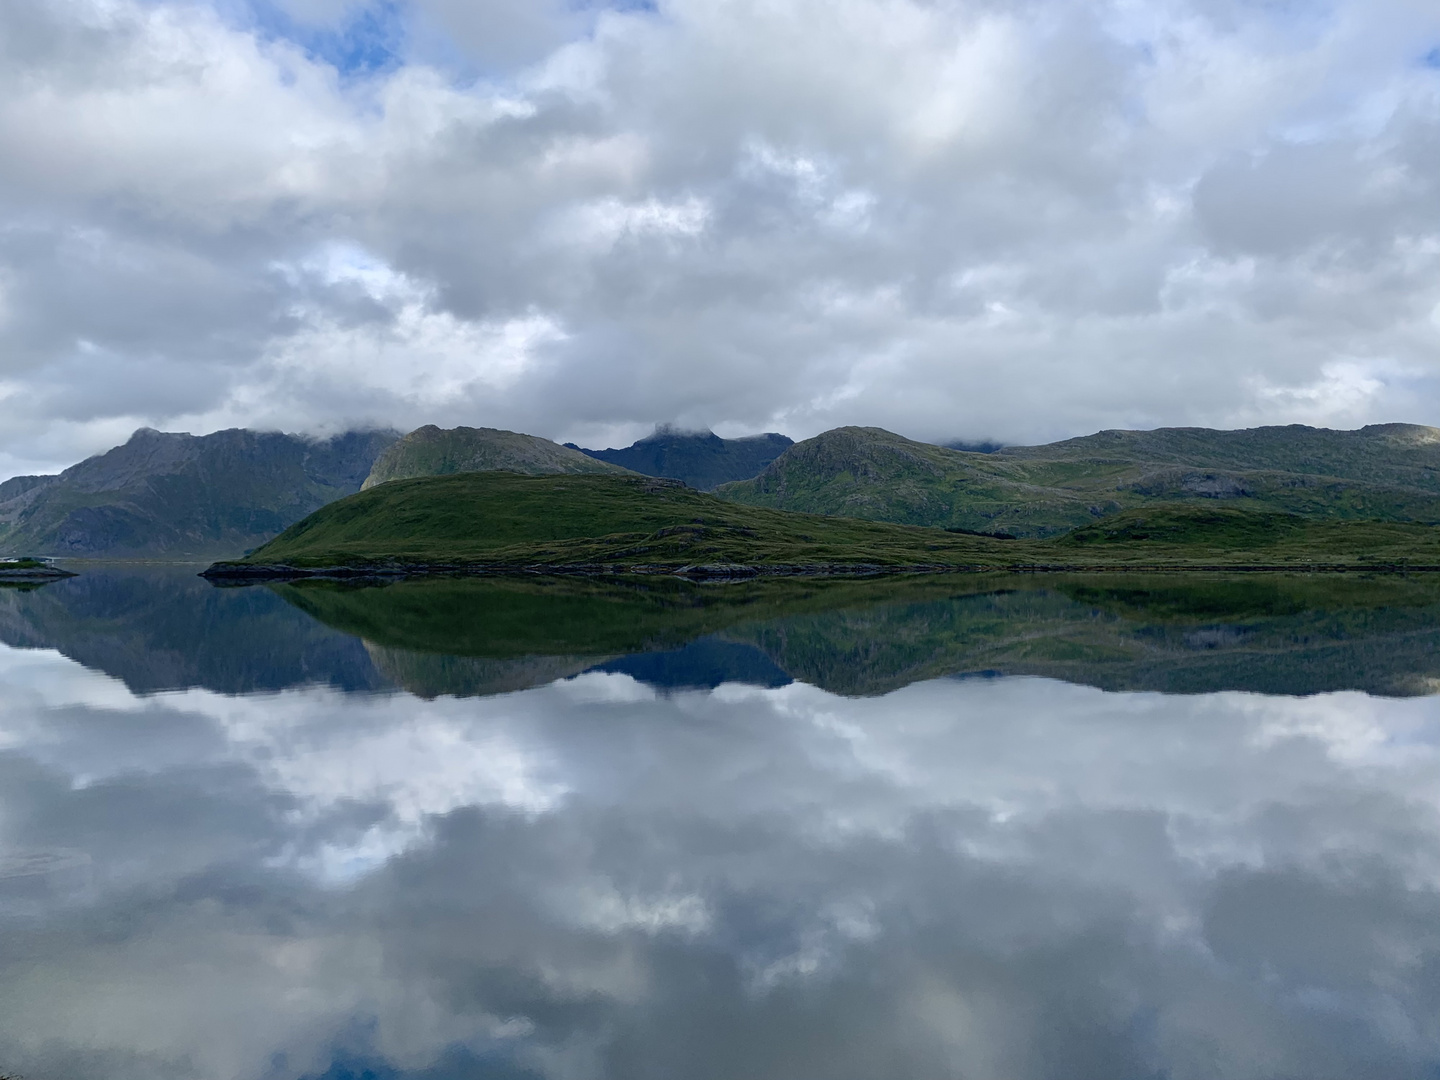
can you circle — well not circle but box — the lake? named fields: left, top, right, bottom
left=2, top=566, right=1440, bottom=1079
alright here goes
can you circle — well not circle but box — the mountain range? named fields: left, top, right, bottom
left=0, top=424, right=786, bottom=557
left=11, top=419, right=1440, bottom=559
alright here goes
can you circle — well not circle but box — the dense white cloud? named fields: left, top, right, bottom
left=2, top=0, right=1440, bottom=475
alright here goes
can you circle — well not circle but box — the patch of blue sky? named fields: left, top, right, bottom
left=223, top=0, right=407, bottom=79
left=1424, top=46, right=1440, bottom=69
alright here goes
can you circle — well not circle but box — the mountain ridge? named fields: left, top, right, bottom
left=717, top=423, right=1440, bottom=536
left=0, top=427, right=398, bottom=559
left=568, top=427, right=793, bottom=490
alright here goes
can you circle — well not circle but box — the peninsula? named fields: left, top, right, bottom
left=0, top=558, right=75, bottom=581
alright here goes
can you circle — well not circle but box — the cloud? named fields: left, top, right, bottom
left=4, top=644, right=1440, bottom=1077
left=2, top=0, right=1440, bottom=473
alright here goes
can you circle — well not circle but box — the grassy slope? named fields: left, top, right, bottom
left=363, top=425, right=630, bottom=488
left=221, top=472, right=1440, bottom=572
left=715, top=424, right=1440, bottom=536
left=232, top=472, right=1015, bottom=569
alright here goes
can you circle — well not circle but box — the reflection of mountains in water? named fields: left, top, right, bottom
left=5, top=569, right=1440, bottom=699
left=0, top=566, right=387, bottom=694
left=282, top=573, right=1440, bottom=699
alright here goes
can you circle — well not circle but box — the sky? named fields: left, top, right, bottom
left=2, top=0, right=1440, bottom=477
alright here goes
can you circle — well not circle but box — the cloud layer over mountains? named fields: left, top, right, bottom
left=2, top=0, right=1440, bottom=476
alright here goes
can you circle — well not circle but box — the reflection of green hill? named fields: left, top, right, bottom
left=274, top=573, right=1440, bottom=699
left=274, top=575, right=1004, bottom=698
left=732, top=576, right=1440, bottom=697
left=270, top=574, right=990, bottom=658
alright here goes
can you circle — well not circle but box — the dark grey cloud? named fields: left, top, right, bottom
left=1, top=0, right=1440, bottom=475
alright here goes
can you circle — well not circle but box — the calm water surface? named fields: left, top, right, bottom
left=2, top=567, right=1440, bottom=1079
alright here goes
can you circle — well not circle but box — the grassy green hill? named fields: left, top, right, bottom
left=716, top=423, right=1440, bottom=536
left=363, top=425, right=631, bottom=488
left=204, top=471, right=1440, bottom=577
left=214, top=472, right=1013, bottom=572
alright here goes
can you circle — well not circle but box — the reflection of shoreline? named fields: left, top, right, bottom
left=282, top=574, right=1440, bottom=700
left=0, top=565, right=389, bottom=696
left=7, top=565, right=1440, bottom=701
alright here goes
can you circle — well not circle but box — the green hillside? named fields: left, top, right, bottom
left=205, top=471, right=1440, bottom=576
left=363, top=425, right=631, bottom=488
left=716, top=423, right=1440, bottom=536
left=214, top=472, right=1016, bottom=572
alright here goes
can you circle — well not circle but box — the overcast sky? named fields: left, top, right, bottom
left=2, top=0, right=1439, bottom=477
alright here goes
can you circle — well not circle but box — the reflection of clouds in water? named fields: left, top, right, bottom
left=1, top=644, right=1440, bottom=1078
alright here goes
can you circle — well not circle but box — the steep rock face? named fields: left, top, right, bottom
left=717, top=424, right=1440, bottom=536
left=0, top=427, right=398, bottom=558
left=363, top=426, right=630, bottom=489
left=570, top=428, right=793, bottom=490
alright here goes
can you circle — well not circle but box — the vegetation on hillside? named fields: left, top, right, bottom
left=208, top=472, right=1440, bottom=575
left=221, top=472, right=1012, bottom=571
left=362, top=425, right=630, bottom=489
left=717, top=424, right=1440, bottom=536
